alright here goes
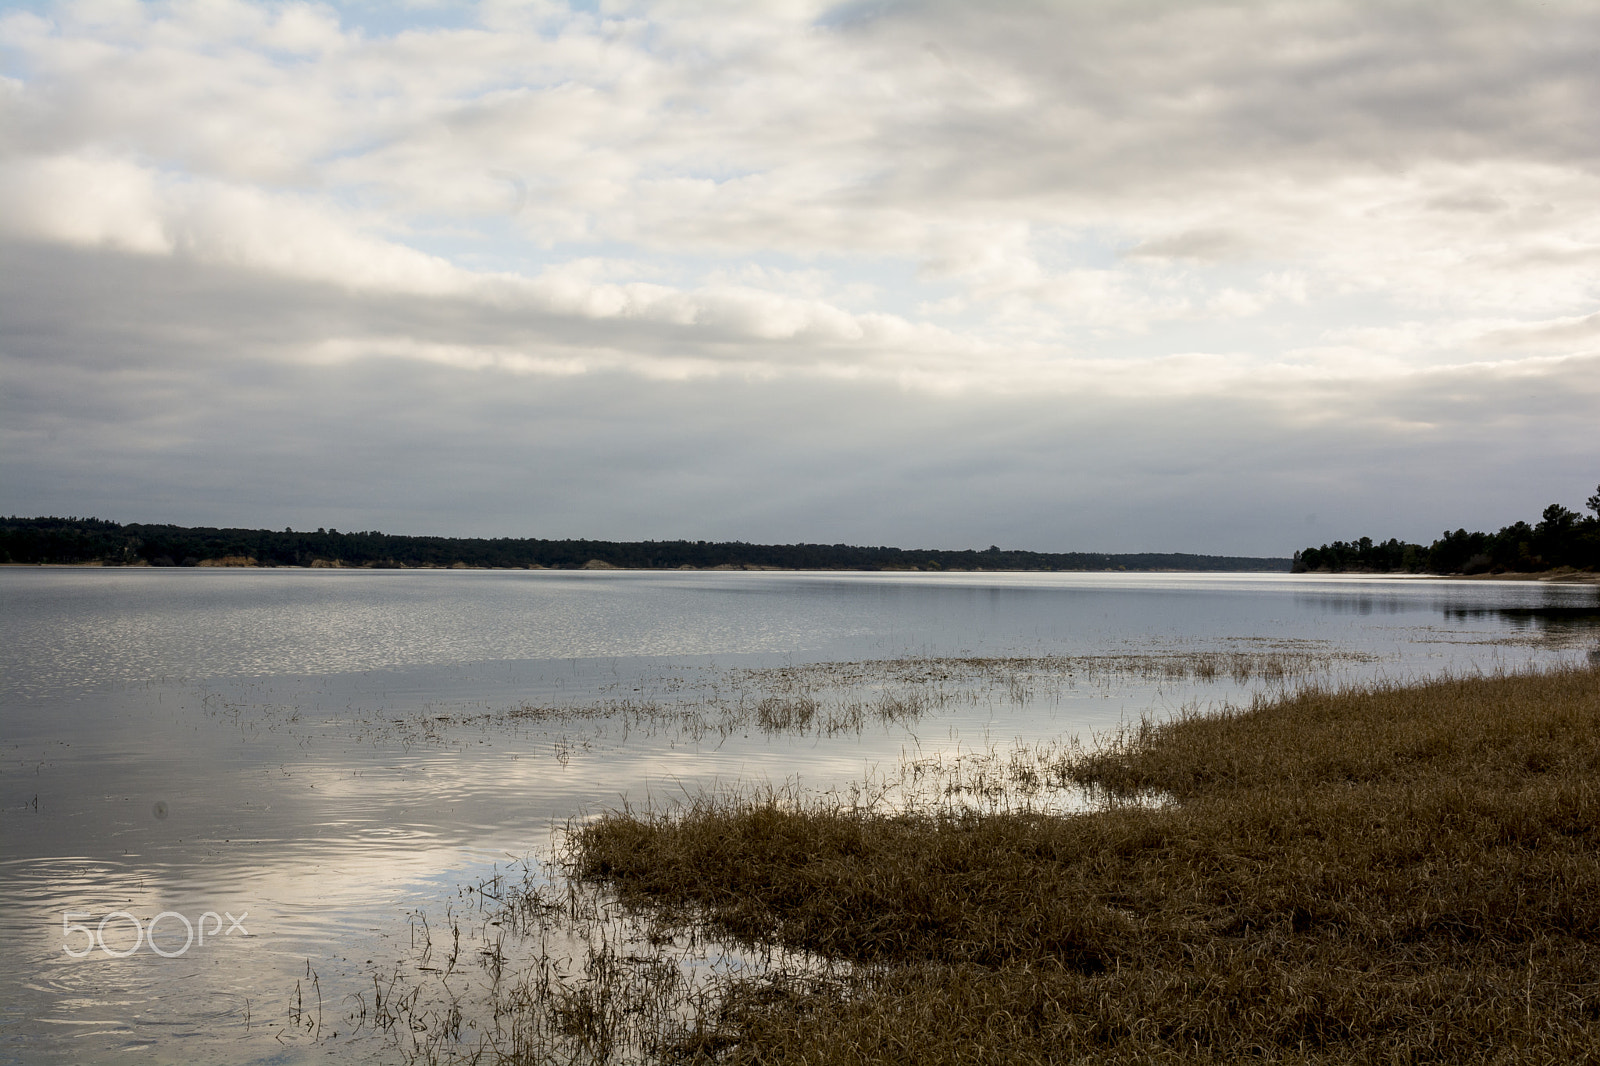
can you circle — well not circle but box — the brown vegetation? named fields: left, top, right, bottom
left=572, top=665, right=1600, bottom=1063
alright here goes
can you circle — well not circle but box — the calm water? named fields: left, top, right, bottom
left=2, top=568, right=1597, bottom=1064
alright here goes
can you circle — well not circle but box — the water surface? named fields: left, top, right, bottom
left=2, top=568, right=1595, bottom=1063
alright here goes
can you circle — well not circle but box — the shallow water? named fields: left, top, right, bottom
left=2, top=568, right=1596, bottom=1063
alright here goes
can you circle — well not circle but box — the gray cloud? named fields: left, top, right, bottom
left=1, top=1, right=1596, bottom=553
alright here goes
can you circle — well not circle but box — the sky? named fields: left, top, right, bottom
left=1, top=0, right=1596, bottom=556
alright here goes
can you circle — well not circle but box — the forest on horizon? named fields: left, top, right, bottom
left=1295, top=484, right=1600, bottom=574
left=0, top=517, right=1290, bottom=573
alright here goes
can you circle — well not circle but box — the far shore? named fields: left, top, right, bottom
left=5, top=560, right=1598, bottom=581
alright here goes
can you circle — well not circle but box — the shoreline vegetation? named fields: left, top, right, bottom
left=1294, top=483, right=1600, bottom=578
left=543, top=664, right=1600, bottom=1064
left=0, top=515, right=1289, bottom=572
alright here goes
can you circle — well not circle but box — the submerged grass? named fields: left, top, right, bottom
left=450, top=645, right=1380, bottom=747
left=207, top=644, right=1379, bottom=754
left=572, top=665, right=1600, bottom=1063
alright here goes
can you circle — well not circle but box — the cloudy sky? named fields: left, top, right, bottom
left=2, top=0, right=1596, bottom=555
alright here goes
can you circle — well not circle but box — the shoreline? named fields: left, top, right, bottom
left=5, top=561, right=1597, bottom=581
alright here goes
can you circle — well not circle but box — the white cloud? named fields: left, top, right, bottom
left=9, top=0, right=1599, bottom=335
left=0, top=153, right=172, bottom=252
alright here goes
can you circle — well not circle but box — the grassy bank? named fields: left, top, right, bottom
left=573, top=665, right=1600, bottom=1063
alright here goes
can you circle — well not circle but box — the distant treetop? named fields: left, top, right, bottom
left=1294, top=483, right=1600, bottom=575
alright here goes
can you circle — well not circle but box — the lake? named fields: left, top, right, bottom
left=2, top=568, right=1597, bottom=1064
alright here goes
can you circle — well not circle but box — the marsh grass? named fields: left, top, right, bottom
left=202, top=644, right=1378, bottom=754
left=441, top=645, right=1378, bottom=745
left=371, top=857, right=842, bottom=1066
left=570, top=664, right=1600, bottom=1063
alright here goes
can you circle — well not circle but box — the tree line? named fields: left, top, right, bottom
left=0, top=517, right=1292, bottom=573
left=1294, top=484, right=1600, bottom=574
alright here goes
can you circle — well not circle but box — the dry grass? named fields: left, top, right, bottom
left=571, top=665, right=1600, bottom=1063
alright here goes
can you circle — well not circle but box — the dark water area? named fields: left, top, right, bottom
left=2, top=569, right=1596, bottom=1063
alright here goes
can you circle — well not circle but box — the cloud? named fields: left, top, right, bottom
left=1, top=0, right=1597, bottom=550
left=0, top=153, right=172, bottom=252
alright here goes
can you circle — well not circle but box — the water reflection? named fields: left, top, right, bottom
left=1292, top=579, right=1599, bottom=620
left=1442, top=604, right=1600, bottom=627
left=1291, top=592, right=1416, bottom=615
